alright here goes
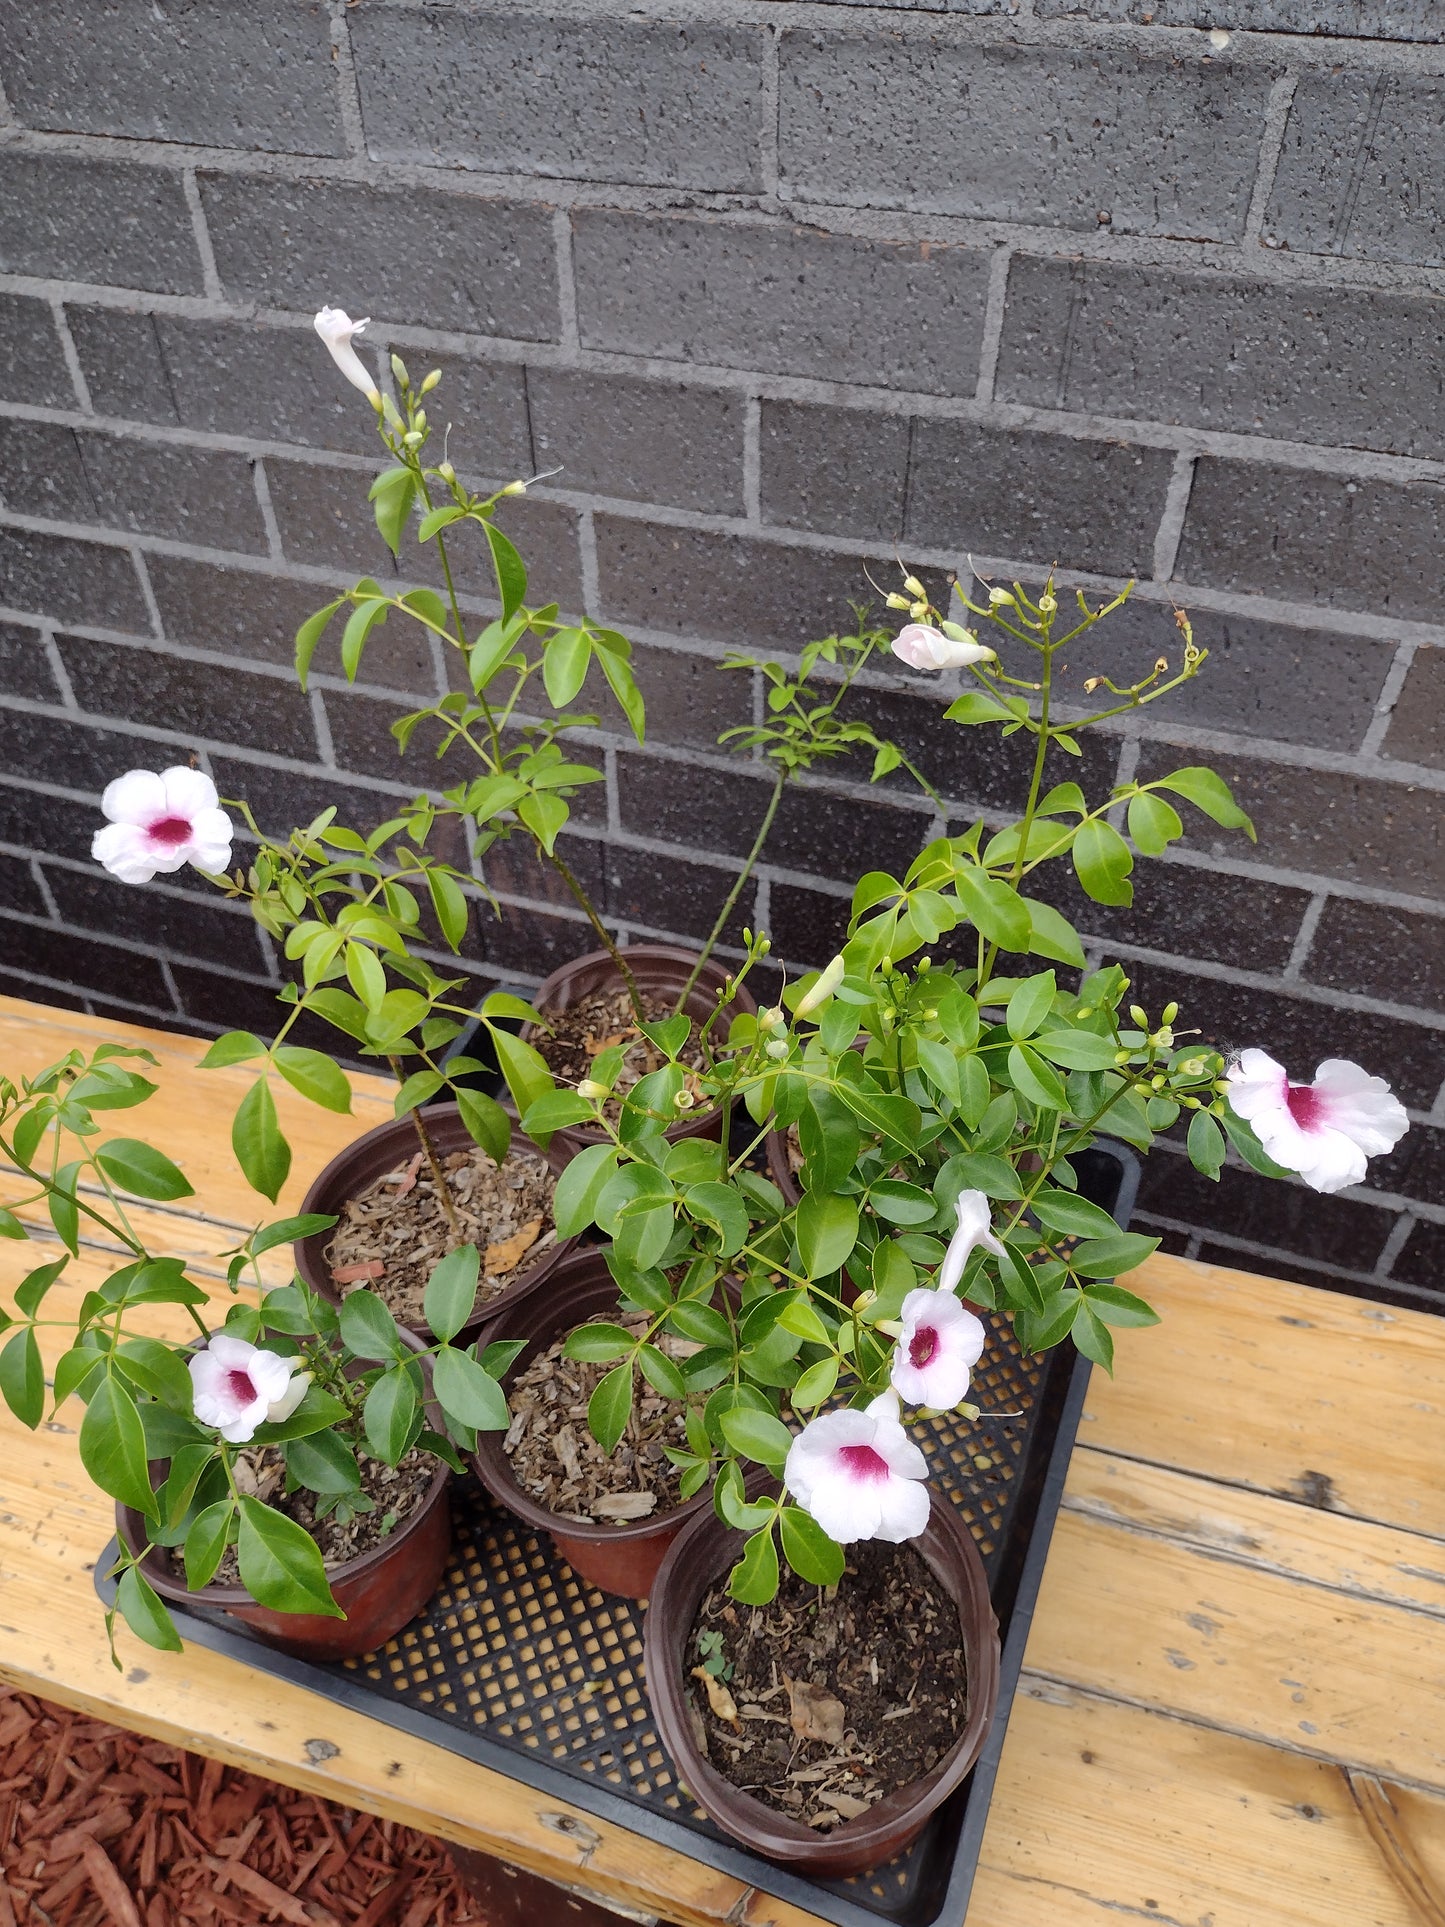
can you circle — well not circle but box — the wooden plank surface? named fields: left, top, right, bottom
left=2, top=996, right=1445, bottom=1926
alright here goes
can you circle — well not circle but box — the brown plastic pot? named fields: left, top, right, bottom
left=523, top=943, right=757, bottom=1157
left=470, top=1248, right=711, bottom=1600
left=644, top=1491, right=1001, bottom=1877
left=115, top=1341, right=452, bottom=1663
left=293, top=1103, right=579, bottom=1348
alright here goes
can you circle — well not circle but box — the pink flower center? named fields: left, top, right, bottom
left=1286, top=1082, right=1325, bottom=1132
left=908, top=1324, right=939, bottom=1369
left=146, top=815, right=194, bottom=847
left=225, top=1369, right=258, bottom=1404
left=838, top=1443, right=890, bottom=1484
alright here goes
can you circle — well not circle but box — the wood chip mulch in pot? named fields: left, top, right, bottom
left=325, top=1143, right=560, bottom=1328
left=0, top=1686, right=489, bottom=1926
left=533, top=986, right=708, bottom=1125
left=687, top=1540, right=968, bottom=1832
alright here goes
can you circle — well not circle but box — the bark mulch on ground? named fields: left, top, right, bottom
left=0, top=1687, right=488, bottom=1927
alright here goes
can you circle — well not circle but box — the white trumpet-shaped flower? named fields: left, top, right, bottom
left=938, top=1188, right=1006, bottom=1294
left=891, top=1287, right=987, bottom=1412
left=783, top=1391, right=930, bottom=1544
left=91, top=767, right=234, bottom=885
left=891, top=624, right=997, bottom=672
left=1225, top=1049, right=1408, bottom=1195
left=314, top=306, right=380, bottom=401
left=189, top=1335, right=310, bottom=1445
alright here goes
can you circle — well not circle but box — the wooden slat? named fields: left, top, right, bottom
left=1080, top=1254, right=1445, bottom=1539
left=1022, top=1505, right=1445, bottom=1792
left=970, top=1683, right=1445, bottom=1927
left=1064, top=1449, right=1445, bottom=1621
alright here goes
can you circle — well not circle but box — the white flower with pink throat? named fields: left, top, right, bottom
left=91, top=768, right=234, bottom=885
left=889, top=1189, right=994, bottom=1409
left=189, top=1335, right=310, bottom=1445
left=784, top=1390, right=930, bottom=1544
left=1225, top=1049, right=1408, bottom=1195
left=891, top=624, right=997, bottom=673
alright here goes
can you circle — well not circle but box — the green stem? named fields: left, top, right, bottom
left=676, top=771, right=786, bottom=1014
left=545, top=846, right=644, bottom=1018
left=388, top=1057, right=465, bottom=1243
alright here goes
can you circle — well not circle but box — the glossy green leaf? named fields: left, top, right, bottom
left=1005, top=970, right=1057, bottom=1042
left=285, top=1428, right=362, bottom=1495
left=1152, top=766, right=1256, bottom=840
left=542, top=627, right=591, bottom=709
left=1070, top=1299, right=1115, bottom=1372
left=337, top=1287, right=404, bottom=1361
left=1073, top=819, right=1135, bottom=908
left=183, top=1499, right=235, bottom=1591
left=115, top=1565, right=184, bottom=1652
left=797, top=1088, right=861, bottom=1194
left=796, top=1191, right=859, bottom=1280
left=729, top=1525, right=781, bottom=1605
left=294, top=600, right=342, bottom=689
left=1033, top=1030, right=1122, bottom=1072
left=1068, top=1232, right=1161, bottom=1278
left=340, top=598, right=389, bottom=682
left=719, top=1405, right=793, bottom=1468
left=237, top=1495, right=343, bottom=1616
left=1187, top=1107, right=1226, bottom=1181
left=789, top=1356, right=839, bottom=1410
left=423, top=1243, right=481, bottom=1345
left=369, top=464, right=416, bottom=557
left=1084, top=1282, right=1161, bottom=1328
left=563, top=1322, right=635, bottom=1363
left=432, top=1346, right=509, bottom=1432
left=273, top=1047, right=352, bottom=1115
left=779, top=1506, right=844, bottom=1586
left=551, top=1143, right=619, bottom=1238
left=95, top=1138, right=193, bottom=1202
left=231, top=1079, right=290, bottom=1204
left=455, top=1087, right=511, bottom=1165
left=363, top=1362, right=421, bottom=1463
left=0, top=1327, right=44, bottom=1429
left=587, top=1361, right=633, bottom=1455
left=1031, top=1190, right=1120, bottom=1239
left=1007, top=1044, right=1069, bottom=1113
left=15, top=1257, right=66, bottom=1319
left=637, top=1343, right=687, bottom=1401
left=80, top=1373, right=156, bottom=1518
left=1127, top=790, right=1183, bottom=856
left=426, top=867, right=470, bottom=952
left=953, top=867, right=1032, bottom=951
left=1023, top=897, right=1088, bottom=968
left=484, top=520, right=528, bottom=622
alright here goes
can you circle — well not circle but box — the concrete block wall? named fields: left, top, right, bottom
left=0, top=0, right=1440, bottom=1303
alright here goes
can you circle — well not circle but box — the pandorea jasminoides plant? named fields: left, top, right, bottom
left=0, top=1045, right=522, bottom=1658
left=522, top=569, right=1409, bottom=1603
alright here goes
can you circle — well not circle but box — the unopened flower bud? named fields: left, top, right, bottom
left=577, top=1078, right=608, bottom=1101
left=1129, top=1005, right=1149, bottom=1030
left=414, top=409, right=427, bottom=432
left=1115, top=1049, right=1131, bottom=1065
left=903, top=574, right=927, bottom=597
left=1162, top=1001, right=1179, bottom=1025
left=420, top=369, right=442, bottom=394
left=390, top=353, right=410, bottom=388
left=756, top=936, right=771, bottom=956
left=886, top=591, right=912, bottom=611
left=437, top=460, right=456, bottom=483
left=1152, top=1074, right=1167, bottom=1091
left=403, top=430, right=424, bottom=449
left=988, top=587, right=1015, bottom=607
left=765, top=1039, right=789, bottom=1060
left=795, top=953, right=846, bottom=1018
left=503, top=479, right=528, bottom=496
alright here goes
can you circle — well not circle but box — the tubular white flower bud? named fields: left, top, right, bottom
left=313, top=307, right=380, bottom=402
left=794, top=953, right=845, bottom=1018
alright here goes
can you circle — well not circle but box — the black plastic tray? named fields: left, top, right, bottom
left=96, top=1144, right=1139, bottom=1927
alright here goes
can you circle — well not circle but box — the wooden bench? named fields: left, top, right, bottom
left=1, top=995, right=1441, bottom=1925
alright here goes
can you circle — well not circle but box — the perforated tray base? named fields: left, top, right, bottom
left=97, top=1146, right=1137, bottom=1927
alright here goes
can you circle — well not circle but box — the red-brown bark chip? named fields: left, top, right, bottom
left=0, top=1687, right=490, bottom=1924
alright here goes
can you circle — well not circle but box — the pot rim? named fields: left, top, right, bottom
left=115, top=1333, right=452, bottom=1610
left=643, top=1490, right=1001, bottom=1866
left=471, top=1247, right=713, bottom=1550
left=525, top=941, right=757, bottom=1021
